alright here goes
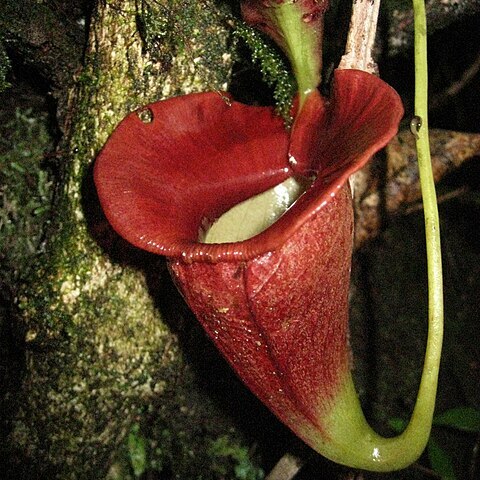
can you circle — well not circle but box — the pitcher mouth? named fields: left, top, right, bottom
left=199, top=175, right=315, bottom=244
left=94, top=69, right=403, bottom=264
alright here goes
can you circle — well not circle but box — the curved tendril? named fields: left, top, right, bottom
left=320, top=0, right=444, bottom=471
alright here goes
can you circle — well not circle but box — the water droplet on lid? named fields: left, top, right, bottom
left=137, top=107, right=154, bottom=124
left=410, top=115, right=422, bottom=139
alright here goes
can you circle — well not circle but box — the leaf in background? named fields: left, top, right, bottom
left=434, top=407, right=480, bottom=433
left=209, top=435, right=264, bottom=480
left=388, top=417, right=408, bottom=433
left=427, top=438, right=457, bottom=480
left=127, top=423, right=147, bottom=478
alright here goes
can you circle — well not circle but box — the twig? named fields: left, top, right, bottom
left=339, top=0, right=382, bottom=201
left=469, top=433, right=480, bottom=480
left=404, top=186, right=469, bottom=215
left=265, top=453, right=304, bottom=480
left=431, top=48, right=480, bottom=110
left=338, top=0, right=381, bottom=73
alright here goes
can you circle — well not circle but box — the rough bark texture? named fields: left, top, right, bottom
left=5, top=1, right=236, bottom=478
left=0, top=0, right=83, bottom=88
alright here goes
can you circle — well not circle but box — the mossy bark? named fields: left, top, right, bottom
left=7, top=1, right=235, bottom=478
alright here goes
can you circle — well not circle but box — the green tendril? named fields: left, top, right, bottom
left=412, top=0, right=444, bottom=448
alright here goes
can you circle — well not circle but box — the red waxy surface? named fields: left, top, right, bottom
left=170, top=184, right=352, bottom=435
left=94, top=69, right=403, bottom=443
left=95, top=91, right=291, bottom=261
left=95, top=70, right=403, bottom=262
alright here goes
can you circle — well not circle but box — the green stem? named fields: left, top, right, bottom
left=271, top=2, right=322, bottom=105
left=410, top=0, right=444, bottom=451
left=255, top=1, right=323, bottom=106
left=307, top=0, right=444, bottom=471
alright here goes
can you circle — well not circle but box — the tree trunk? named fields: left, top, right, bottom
left=7, top=1, right=239, bottom=478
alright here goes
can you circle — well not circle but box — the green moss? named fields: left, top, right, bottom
left=135, top=0, right=233, bottom=97
left=209, top=435, right=265, bottom=480
left=0, top=40, right=10, bottom=92
left=12, top=232, right=173, bottom=474
left=0, top=107, right=53, bottom=285
left=106, top=370, right=266, bottom=480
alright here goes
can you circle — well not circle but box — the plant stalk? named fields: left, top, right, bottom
left=308, top=0, right=444, bottom=471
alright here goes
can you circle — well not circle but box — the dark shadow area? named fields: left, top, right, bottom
left=0, top=54, right=58, bottom=477
left=381, top=13, right=480, bottom=133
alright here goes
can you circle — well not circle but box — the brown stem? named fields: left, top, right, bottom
left=431, top=48, right=480, bottom=111
left=338, top=0, right=381, bottom=73
left=265, top=453, right=304, bottom=480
